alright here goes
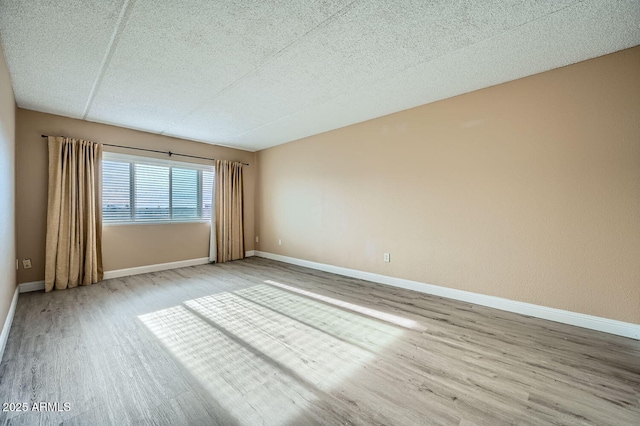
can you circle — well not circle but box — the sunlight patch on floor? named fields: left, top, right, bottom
left=185, top=290, right=397, bottom=390
left=139, top=282, right=406, bottom=425
left=139, top=305, right=315, bottom=425
left=235, top=284, right=403, bottom=353
left=264, top=279, right=422, bottom=330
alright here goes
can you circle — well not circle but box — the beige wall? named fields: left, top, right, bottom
left=102, top=222, right=211, bottom=271
left=0, top=43, right=16, bottom=335
left=15, top=109, right=256, bottom=283
left=256, top=47, right=640, bottom=324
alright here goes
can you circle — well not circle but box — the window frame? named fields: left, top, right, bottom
left=102, top=152, right=214, bottom=226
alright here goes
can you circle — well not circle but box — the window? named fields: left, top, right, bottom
left=102, top=152, right=214, bottom=224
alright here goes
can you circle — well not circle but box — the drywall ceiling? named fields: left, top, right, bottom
left=1, top=1, right=638, bottom=151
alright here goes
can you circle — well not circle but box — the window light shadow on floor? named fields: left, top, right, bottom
left=138, top=280, right=409, bottom=425
left=263, top=279, right=423, bottom=330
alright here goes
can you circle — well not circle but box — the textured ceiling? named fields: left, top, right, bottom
left=1, top=0, right=638, bottom=151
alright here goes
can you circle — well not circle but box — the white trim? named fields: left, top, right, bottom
left=18, top=258, right=213, bottom=292
left=19, top=281, right=45, bottom=293
left=104, top=220, right=210, bottom=226
left=245, top=250, right=256, bottom=257
left=103, top=257, right=210, bottom=279
left=253, top=251, right=640, bottom=340
left=0, top=287, right=19, bottom=363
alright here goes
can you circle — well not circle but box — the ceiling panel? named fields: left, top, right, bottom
left=0, top=0, right=124, bottom=118
left=224, top=0, right=640, bottom=150
left=1, top=0, right=638, bottom=151
left=164, top=0, right=582, bottom=147
left=84, top=0, right=354, bottom=134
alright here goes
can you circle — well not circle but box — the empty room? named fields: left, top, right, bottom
left=0, top=1, right=639, bottom=425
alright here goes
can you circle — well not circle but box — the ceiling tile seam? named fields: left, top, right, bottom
left=81, top=0, right=136, bottom=120
left=158, top=0, right=364, bottom=135
left=226, top=0, right=593, bottom=143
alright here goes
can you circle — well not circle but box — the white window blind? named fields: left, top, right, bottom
left=102, top=152, right=214, bottom=224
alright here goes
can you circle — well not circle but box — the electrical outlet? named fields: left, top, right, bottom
left=255, top=236, right=259, bottom=243
left=22, top=258, right=32, bottom=269
left=278, top=239, right=282, bottom=246
left=383, top=253, right=390, bottom=263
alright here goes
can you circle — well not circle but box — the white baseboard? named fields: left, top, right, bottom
left=0, top=287, right=19, bottom=363
left=18, top=258, right=213, bottom=292
left=103, top=257, right=211, bottom=279
left=245, top=250, right=256, bottom=257
left=19, top=280, right=45, bottom=293
left=253, top=251, right=640, bottom=340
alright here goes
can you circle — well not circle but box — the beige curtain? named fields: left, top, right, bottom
left=45, top=136, right=103, bottom=292
left=215, top=160, right=244, bottom=262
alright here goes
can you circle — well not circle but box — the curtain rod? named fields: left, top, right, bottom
left=41, top=135, right=249, bottom=166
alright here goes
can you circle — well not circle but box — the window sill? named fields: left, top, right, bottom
left=103, top=220, right=211, bottom=226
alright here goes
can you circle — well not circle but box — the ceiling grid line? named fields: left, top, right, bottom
left=81, top=0, right=136, bottom=119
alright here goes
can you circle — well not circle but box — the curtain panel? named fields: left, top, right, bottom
left=214, top=160, right=244, bottom=263
left=45, top=136, right=103, bottom=291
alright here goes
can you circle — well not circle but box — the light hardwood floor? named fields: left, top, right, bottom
left=0, top=257, right=639, bottom=425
